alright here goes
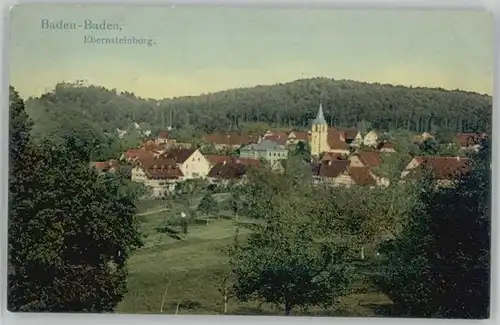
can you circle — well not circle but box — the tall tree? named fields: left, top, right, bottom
left=8, top=89, right=144, bottom=311
left=290, top=141, right=311, bottom=163
left=8, top=86, right=35, bottom=284
left=172, top=178, right=207, bottom=208
left=419, top=139, right=439, bottom=156
left=228, top=184, right=245, bottom=220
left=9, top=86, right=33, bottom=167
left=236, top=168, right=289, bottom=220
left=229, top=197, right=354, bottom=315
left=197, top=191, right=219, bottom=219
left=377, top=141, right=491, bottom=318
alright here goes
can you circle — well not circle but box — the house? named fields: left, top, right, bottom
left=239, top=139, right=288, bottom=170
left=414, top=132, right=434, bottom=144
left=131, top=157, right=184, bottom=197
left=90, top=159, right=121, bottom=173
left=312, top=160, right=385, bottom=187
left=205, top=155, right=260, bottom=168
left=413, top=132, right=433, bottom=145
left=264, top=129, right=310, bottom=147
left=203, top=132, right=260, bottom=151
left=155, top=130, right=175, bottom=145
left=312, top=160, right=351, bottom=186
left=309, top=103, right=351, bottom=157
left=339, top=128, right=363, bottom=147
left=205, top=155, right=233, bottom=168
left=321, top=152, right=343, bottom=162
left=262, top=132, right=288, bottom=146
left=401, top=156, right=471, bottom=187
left=421, top=132, right=434, bottom=141
left=157, top=130, right=170, bottom=144
left=349, top=151, right=382, bottom=168
left=377, top=141, right=396, bottom=153
left=287, top=130, right=309, bottom=146
left=153, top=132, right=191, bottom=149
left=455, top=133, right=486, bottom=152
left=162, top=148, right=211, bottom=179
left=349, top=167, right=381, bottom=187
left=121, top=149, right=153, bottom=163
left=348, top=152, right=389, bottom=186
left=327, top=131, right=351, bottom=155
left=144, top=139, right=159, bottom=151
left=363, top=130, right=379, bottom=147
left=139, top=140, right=176, bottom=159
left=207, top=160, right=249, bottom=185
left=122, top=138, right=194, bottom=163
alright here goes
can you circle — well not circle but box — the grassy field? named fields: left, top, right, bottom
left=117, top=199, right=393, bottom=316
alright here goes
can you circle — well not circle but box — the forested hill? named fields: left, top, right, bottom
left=24, top=78, right=492, bottom=143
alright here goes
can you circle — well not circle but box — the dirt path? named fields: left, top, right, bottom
left=136, top=207, right=169, bottom=216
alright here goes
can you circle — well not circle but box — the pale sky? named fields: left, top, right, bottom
left=10, top=5, right=493, bottom=99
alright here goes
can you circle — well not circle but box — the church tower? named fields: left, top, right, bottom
left=310, top=102, right=329, bottom=157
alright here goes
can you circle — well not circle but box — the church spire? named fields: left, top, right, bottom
left=312, top=102, right=327, bottom=125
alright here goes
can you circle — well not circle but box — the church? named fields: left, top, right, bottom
left=309, top=103, right=360, bottom=157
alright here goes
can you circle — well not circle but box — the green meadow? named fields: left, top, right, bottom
left=117, top=199, right=392, bottom=316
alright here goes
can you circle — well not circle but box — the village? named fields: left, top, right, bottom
left=91, top=103, right=486, bottom=197
left=7, top=3, right=493, bottom=318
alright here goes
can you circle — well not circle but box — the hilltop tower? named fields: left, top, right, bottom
left=310, top=102, right=329, bottom=157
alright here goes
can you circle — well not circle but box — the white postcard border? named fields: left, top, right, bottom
left=1, top=1, right=498, bottom=325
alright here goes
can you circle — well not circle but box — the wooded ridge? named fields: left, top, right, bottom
left=24, top=77, right=492, bottom=142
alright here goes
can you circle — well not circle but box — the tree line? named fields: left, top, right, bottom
left=224, top=145, right=490, bottom=318
left=24, top=78, right=491, bottom=149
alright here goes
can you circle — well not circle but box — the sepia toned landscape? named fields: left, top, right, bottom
left=8, top=6, right=492, bottom=318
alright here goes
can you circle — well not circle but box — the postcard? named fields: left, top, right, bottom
left=8, top=5, right=492, bottom=318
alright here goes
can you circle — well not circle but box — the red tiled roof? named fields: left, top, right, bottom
left=315, top=160, right=350, bottom=178
left=91, top=160, right=120, bottom=173
left=208, top=161, right=247, bottom=179
left=143, top=140, right=158, bottom=151
left=262, top=132, right=288, bottom=146
left=326, top=128, right=349, bottom=150
left=321, top=152, right=343, bottom=162
left=163, top=148, right=196, bottom=163
left=356, top=151, right=382, bottom=167
left=262, top=134, right=287, bottom=145
left=125, top=149, right=153, bottom=161
left=456, top=133, right=485, bottom=147
left=327, top=136, right=350, bottom=150
left=289, top=130, right=309, bottom=141
left=137, top=157, right=184, bottom=179
left=348, top=167, right=377, bottom=186
left=203, top=133, right=259, bottom=146
left=206, top=155, right=233, bottom=166
left=328, top=127, right=343, bottom=136
left=406, top=156, right=471, bottom=180
left=340, top=129, right=359, bottom=141
left=92, top=161, right=108, bottom=170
